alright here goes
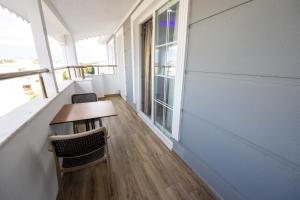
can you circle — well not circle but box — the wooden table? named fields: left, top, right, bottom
left=50, top=100, right=117, bottom=131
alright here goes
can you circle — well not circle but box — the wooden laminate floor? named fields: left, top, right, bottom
left=62, top=96, right=216, bottom=200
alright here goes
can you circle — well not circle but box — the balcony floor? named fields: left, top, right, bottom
left=62, top=95, right=216, bottom=200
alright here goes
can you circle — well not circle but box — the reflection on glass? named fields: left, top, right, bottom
left=154, top=102, right=164, bottom=127
left=155, top=76, right=165, bottom=102
left=165, top=78, right=174, bottom=107
left=168, top=3, right=179, bottom=43
left=156, top=10, right=167, bottom=45
left=154, top=1, right=179, bottom=137
left=166, top=44, right=177, bottom=76
left=154, top=46, right=166, bottom=75
left=165, top=107, right=173, bottom=133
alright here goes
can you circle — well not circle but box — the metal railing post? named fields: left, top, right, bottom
left=38, top=73, right=48, bottom=98
left=67, top=67, right=71, bottom=80
left=81, top=68, right=85, bottom=79
left=73, top=67, right=77, bottom=78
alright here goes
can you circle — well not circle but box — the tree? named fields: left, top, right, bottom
left=85, top=65, right=95, bottom=74
left=62, top=70, right=69, bottom=80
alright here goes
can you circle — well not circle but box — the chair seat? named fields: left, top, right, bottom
left=62, top=147, right=105, bottom=168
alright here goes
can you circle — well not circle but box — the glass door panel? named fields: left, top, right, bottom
left=154, top=76, right=165, bottom=102
left=165, top=78, right=174, bottom=107
left=156, top=10, right=167, bottom=45
left=168, top=3, right=179, bottom=43
left=153, top=1, right=179, bottom=137
left=154, top=46, right=166, bottom=75
left=165, top=107, right=173, bottom=133
left=166, top=44, right=177, bottom=77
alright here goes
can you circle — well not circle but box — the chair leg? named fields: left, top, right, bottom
left=73, top=123, right=77, bottom=134
left=91, top=119, right=95, bottom=129
left=56, top=169, right=64, bottom=200
left=53, top=154, right=64, bottom=200
left=85, top=120, right=90, bottom=131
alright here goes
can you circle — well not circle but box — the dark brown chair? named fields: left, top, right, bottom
left=49, top=127, right=112, bottom=199
left=71, top=93, right=97, bottom=104
left=71, top=93, right=101, bottom=132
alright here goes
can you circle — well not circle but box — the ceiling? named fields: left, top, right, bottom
left=49, top=0, right=139, bottom=40
left=0, top=0, right=139, bottom=41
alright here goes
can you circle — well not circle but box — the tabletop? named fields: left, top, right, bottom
left=50, top=100, right=117, bottom=125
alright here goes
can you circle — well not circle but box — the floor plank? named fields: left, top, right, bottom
left=62, top=96, right=216, bottom=200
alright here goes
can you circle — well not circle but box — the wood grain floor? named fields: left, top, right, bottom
left=62, top=96, right=216, bottom=200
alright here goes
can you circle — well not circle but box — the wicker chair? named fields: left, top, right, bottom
left=71, top=93, right=101, bottom=132
left=49, top=127, right=112, bottom=199
left=71, top=93, right=97, bottom=103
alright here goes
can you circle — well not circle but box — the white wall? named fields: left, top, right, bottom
left=102, top=74, right=120, bottom=95
left=74, top=79, right=93, bottom=94
left=91, top=75, right=105, bottom=98
left=74, top=75, right=120, bottom=97
left=0, top=81, right=75, bottom=200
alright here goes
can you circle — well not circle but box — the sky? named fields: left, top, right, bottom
left=0, top=6, right=37, bottom=59
left=76, top=37, right=108, bottom=64
left=0, top=5, right=108, bottom=65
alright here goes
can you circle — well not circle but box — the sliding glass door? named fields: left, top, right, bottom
left=153, top=1, right=179, bottom=137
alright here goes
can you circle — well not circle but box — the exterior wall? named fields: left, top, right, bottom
left=174, top=0, right=300, bottom=199
left=0, top=82, right=75, bottom=200
left=123, top=18, right=136, bottom=109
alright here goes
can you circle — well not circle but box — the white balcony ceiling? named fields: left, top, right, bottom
left=49, top=0, right=139, bottom=40
left=0, top=0, right=139, bottom=41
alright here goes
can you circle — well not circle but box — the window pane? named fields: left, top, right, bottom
left=154, top=46, right=166, bottom=75
left=165, top=78, right=174, bottom=107
left=168, top=3, right=179, bottom=43
left=153, top=1, right=179, bottom=136
left=164, top=107, right=173, bottom=134
left=154, top=76, right=165, bottom=102
left=156, top=10, right=167, bottom=45
left=166, top=44, right=177, bottom=76
left=154, top=102, right=164, bottom=127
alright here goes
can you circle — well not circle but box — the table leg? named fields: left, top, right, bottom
left=91, top=119, right=95, bottom=129
left=85, top=120, right=90, bottom=131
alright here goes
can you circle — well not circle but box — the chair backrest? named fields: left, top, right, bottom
left=72, top=93, right=97, bottom=104
left=49, top=128, right=106, bottom=158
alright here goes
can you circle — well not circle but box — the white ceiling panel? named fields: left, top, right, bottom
left=49, top=0, right=139, bottom=40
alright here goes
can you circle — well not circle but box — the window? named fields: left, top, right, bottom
left=153, top=1, right=179, bottom=136
left=0, top=6, right=41, bottom=117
